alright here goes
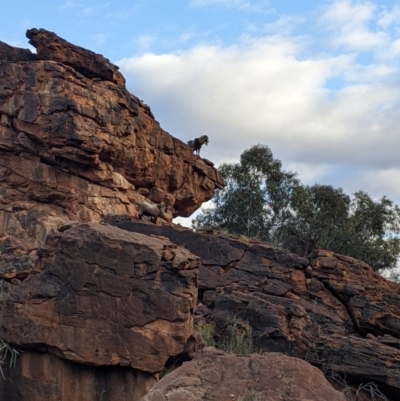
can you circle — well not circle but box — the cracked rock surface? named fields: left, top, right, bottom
left=140, top=347, right=347, bottom=401
left=0, top=28, right=217, bottom=401
left=0, top=223, right=199, bottom=401
left=0, top=28, right=224, bottom=248
left=109, top=221, right=400, bottom=400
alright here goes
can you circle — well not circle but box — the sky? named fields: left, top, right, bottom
left=2, top=0, right=400, bottom=226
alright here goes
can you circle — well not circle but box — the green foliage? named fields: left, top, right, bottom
left=220, top=317, right=258, bottom=355
left=193, top=144, right=400, bottom=271
left=0, top=339, right=19, bottom=379
left=281, top=184, right=351, bottom=257
left=195, top=317, right=259, bottom=355
left=195, top=321, right=216, bottom=347
left=193, top=144, right=299, bottom=243
left=281, top=188, right=400, bottom=269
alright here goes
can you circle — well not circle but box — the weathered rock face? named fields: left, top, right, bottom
left=2, top=349, right=156, bottom=401
left=140, top=347, right=347, bottom=401
left=0, top=223, right=199, bottom=400
left=108, top=221, right=400, bottom=400
left=0, top=28, right=220, bottom=401
left=27, top=28, right=126, bottom=86
left=0, top=28, right=224, bottom=251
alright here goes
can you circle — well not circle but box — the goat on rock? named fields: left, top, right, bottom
left=137, top=201, right=167, bottom=223
left=187, top=135, right=209, bottom=156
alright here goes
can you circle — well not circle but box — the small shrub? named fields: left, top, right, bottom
left=195, top=321, right=216, bottom=347
left=238, top=389, right=259, bottom=401
left=220, top=316, right=258, bottom=355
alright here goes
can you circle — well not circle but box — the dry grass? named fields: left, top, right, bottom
left=195, top=321, right=216, bottom=347
left=238, top=389, right=260, bottom=401
left=325, top=368, right=389, bottom=401
left=0, top=339, right=19, bottom=379
left=220, top=316, right=259, bottom=356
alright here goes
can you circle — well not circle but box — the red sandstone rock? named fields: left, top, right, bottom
left=0, top=223, right=199, bottom=400
left=140, top=347, right=347, bottom=401
left=0, top=29, right=224, bottom=252
left=1, top=349, right=156, bottom=401
left=109, top=221, right=400, bottom=399
left=0, top=223, right=199, bottom=372
left=26, top=28, right=126, bottom=86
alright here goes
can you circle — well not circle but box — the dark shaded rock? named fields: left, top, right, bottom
left=1, top=349, right=156, bottom=401
left=0, top=41, right=38, bottom=62
left=306, top=334, right=400, bottom=399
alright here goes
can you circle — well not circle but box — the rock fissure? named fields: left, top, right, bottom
left=327, top=283, right=368, bottom=337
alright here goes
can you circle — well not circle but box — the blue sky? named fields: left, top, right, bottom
left=3, top=1, right=339, bottom=57
left=2, top=1, right=400, bottom=225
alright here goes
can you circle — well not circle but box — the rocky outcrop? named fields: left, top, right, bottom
left=1, top=28, right=400, bottom=401
left=0, top=28, right=222, bottom=401
left=140, top=347, right=347, bottom=401
left=107, top=221, right=400, bottom=399
left=0, top=222, right=199, bottom=400
left=26, top=28, right=126, bottom=86
left=0, top=28, right=224, bottom=251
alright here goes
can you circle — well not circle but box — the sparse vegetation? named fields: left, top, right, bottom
left=220, top=316, right=258, bottom=356
left=238, top=389, right=260, bottom=401
left=0, top=280, right=20, bottom=379
left=325, top=368, right=389, bottom=401
left=195, top=316, right=259, bottom=356
left=0, top=339, right=19, bottom=379
left=195, top=321, right=216, bottom=347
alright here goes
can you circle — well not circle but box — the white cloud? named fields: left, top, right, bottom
left=377, top=5, right=400, bottom=30
left=117, top=1, right=400, bottom=206
left=319, top=0, right=388, bottom=52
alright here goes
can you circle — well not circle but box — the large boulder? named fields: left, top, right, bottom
left=0, top=223, right=199, bottom=401
left=140, top=347, right=347, bottom=401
